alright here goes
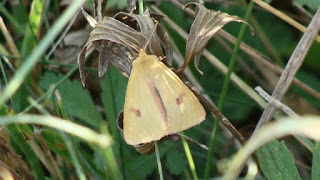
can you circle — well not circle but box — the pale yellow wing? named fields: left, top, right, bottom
left=147, top=58, right=206, bottom=134
left=123, top=52, right=167, bottom=145
left=123, top=50, right=206, bottom=145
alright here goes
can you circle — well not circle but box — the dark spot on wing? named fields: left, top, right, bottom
left=130, top=108, right=141, bottom=117
left=176, top=93, right=186, bottom=105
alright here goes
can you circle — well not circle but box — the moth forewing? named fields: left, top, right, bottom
left=149, top=57, right=206, bottom=133
left=123, top=50, right=206, bottom=145
left=123, top=51, right=167, bottom=145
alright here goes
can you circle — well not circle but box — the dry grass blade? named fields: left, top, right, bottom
left=0, top=17, right=20, bottom=59
left=179, top=2, right=253, bottom=74
left=252, top=0, right=320, bottom=43
left=253, top=7, right=320, bottom=133
left=0, top=135, right=33, bottom=180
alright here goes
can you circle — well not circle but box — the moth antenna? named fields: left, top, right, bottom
left=142, top=20, right=159, bottom=52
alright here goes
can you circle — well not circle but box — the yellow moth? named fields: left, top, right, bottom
left=123, top=49, right=206, bottom=145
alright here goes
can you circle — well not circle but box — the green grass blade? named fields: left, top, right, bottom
left=155, top=141, right=164, bottom=180
left=312, top=142, right=320, bottom=179
left=0, top=115, right=111, bottom=147
left=204, top=1, right=255, bottom=179
left=180, top=132, right=198, bottom=180
left=59, top=132, right=86, bottom=180
left=56, top=90, right=86, bottom=180
left=100, top=124, right=122, bottom=180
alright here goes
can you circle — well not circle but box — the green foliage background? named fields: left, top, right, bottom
left=0, top=0, right=320, bottom=179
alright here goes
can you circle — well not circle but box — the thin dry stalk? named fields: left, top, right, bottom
left=0, top=16, right=20, bottom=57
left=255, top=86, right=314, bottom=152
left=255, top=86, right=299, bottom=118
left=219, top=30, right=320, bottom=100
left=215, top=35, right=271, bottom=92
left=254, top=7, right=320, bottom=132
left=252, top=0, right=320, bottom=43
left=45, top=9, right=81, bottom=59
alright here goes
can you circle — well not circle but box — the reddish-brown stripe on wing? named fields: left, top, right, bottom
left=146, top=80, right=168, bottom=128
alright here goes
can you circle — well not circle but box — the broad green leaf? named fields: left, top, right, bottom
left=166, top=150, right=187, bottom=175
left=312, top=142, right=320, bottom=179
left=41, top=129, right=70, bottom=159
left=39, top=72, right=103, bottom=128
left=257, top=140, right=301, bottom=180
left=126, top=154, right=156, bottom=179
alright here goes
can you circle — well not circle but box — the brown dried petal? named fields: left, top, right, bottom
left=180, top=2, right=254, bottom=74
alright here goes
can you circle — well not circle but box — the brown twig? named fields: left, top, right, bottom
left=253, top=7, right=320, bottom=133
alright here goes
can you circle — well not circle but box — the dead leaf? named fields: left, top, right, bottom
left=180, top=2, right=254, bottom=74
left=78, top=11, right=173, bottom=86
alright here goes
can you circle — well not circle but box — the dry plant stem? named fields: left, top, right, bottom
left=169, top=0, right=320, bottom=101
left=38, top=133, right=63, bottom=179
left=241, top=1, right=283, bottom=65
left=202, top=50, right=267, bottom=108
left=28, top=137, right=59, bottom=179
left=219, top=30, right=320, bottom=100
left=186, top=82, right=246, bottom=144
left=45, top=9, right=80, bottom=59
left=252, top=0, right=320, bottom=43
left=255, top=86, right=299, bottom=118
left=0, top=16, right=20, bottom=57
left=0, top=135, right=33, bottom=180
left=255, top=86, right=314, bottom=152
left=215, top=36, right=271, bottom=92
left=254, top=7, right=320, bottom=133
left=293, top=2, right=313, bottom=19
